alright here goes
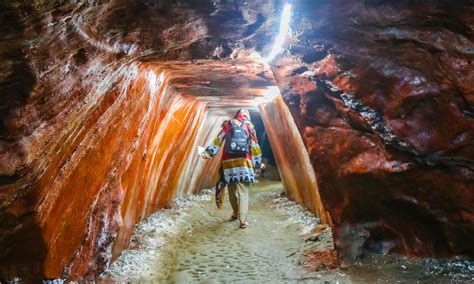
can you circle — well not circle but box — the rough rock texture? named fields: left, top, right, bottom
left=0, top=1, right=283, bottom=280
left=260, top=95, right=331, bottom=225
left=1, top=0, right=473, bottom=281
left=270, top=0, right=474, bottom=259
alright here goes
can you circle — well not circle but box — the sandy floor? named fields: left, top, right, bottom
left=162, top=182, right=335, bottom=283
left=102, top=181, right=338, bottom=282
left=102, top=181, right=473, bottom=283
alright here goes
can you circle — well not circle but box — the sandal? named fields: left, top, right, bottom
left=239, top=222, right=249, bottom=229
left=230, top=214, right=238, bottom=221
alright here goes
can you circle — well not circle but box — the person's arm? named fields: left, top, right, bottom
left=205, top=122, right=228, bottom=157
left=247, top=122, right=262, bottom=167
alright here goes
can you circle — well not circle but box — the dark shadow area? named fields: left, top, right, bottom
left=250, top=111, right=276, bottom=167
left=0, top=2, right=46, bottom=280
left=249, top=110, right=281, bottom=181
left=0, top=1, right=36, bottom=137
left=243, top=13, right=265, bottom=37
left=0, top=210, right=47, bottom=282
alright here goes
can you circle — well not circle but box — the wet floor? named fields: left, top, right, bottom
left=102, top=181, right=473, bottom=283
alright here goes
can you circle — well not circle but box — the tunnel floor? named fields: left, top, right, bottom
left=101, top=181, right=340, bottom=282
left=101, top=181, right=473, bottom=283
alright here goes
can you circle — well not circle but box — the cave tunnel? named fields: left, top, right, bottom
left=0, top=0, right=473, bottom=282
left=249, top=109, right=279, bottom=171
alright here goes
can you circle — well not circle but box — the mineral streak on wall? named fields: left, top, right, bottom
left=0, top=60, right=222, bottom=280
left=0, top=53, right=286, bottom=280
left=176, top=108, right=233, bottom=196
left=0, top=0, right=291, bottom=280
left=111, top=64, right=217, bottom=261
left=259, top=93, right=331, bottom=225
left=270, top=0, right=474, bottom=259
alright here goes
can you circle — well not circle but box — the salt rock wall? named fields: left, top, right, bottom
left=271, top=0, right=474, bottom=258
left=0, top=0, right=281, bottom=280
left=0, top=58, right=219, bottom=280
left=260, top=95, right=331, bottom=225
left=2, top=0, right=473, bottom=280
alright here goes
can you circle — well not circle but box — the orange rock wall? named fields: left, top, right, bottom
left=4, top=0, right=472, bottom=280
left=0, top=1, right=283, bottom=280
left=0, top=0, right=282, bottom=280
left=0, top=61, right=223, bottom=280
left=260, top=95, right=330, bottom=224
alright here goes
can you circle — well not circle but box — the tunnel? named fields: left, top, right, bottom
left=0, top=0, right=473, bottom=282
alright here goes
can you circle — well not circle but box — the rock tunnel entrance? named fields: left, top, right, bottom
left=103, top=52, right=332, bottom=264
left=101, top=52, right=335, bottom=281
left=1, top=0, right=473, bottom=282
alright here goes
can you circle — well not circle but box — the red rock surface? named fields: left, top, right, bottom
left=1, top=0, right=473, bottom=281
left=301, top=249, right=340, bottom=271
left=270, top=0, right=474, bottom=259
left=0, top=1, right=283, bottom=280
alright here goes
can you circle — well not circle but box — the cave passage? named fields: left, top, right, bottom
left=102, top=182, right=335, bottom=282
left=99, top=56, right=468, bottom=283
left=2, top=1, right=474, bottom=281
left=99, top=54, right=337, bottom=281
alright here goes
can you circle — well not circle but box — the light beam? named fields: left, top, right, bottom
left=265, top=3, right=292, bottom=63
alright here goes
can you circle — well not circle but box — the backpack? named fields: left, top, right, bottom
left=225, top=120, right=250, bottom=155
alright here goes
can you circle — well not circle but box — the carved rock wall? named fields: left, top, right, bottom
left=1, top=0, right=473, bottom=280
left=271, top=0, right=474, bottom=258
left=0, top=1, right=281, bottom=280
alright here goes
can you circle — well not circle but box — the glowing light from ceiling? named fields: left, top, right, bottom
left=254, top=86, right=281, bottom=105
left=264, top=3, right=292, bottom=63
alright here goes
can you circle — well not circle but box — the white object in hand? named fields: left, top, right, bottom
left=197, top=146, right=206, bottom=157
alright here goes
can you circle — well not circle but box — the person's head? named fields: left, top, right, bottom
left=234, top=108, right=251, bottom=122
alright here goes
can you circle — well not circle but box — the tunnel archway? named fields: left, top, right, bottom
left=106, top=52, right=330, bottom=263
left=1, top=0, right=473, bottom=281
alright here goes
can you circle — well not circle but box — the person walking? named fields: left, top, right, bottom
left=202, top=109, right=262, bottom=229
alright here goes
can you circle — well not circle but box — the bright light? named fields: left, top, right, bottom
left=265, top=3, right=292, bottom=63
left=254, top=86, right=281, bottom=105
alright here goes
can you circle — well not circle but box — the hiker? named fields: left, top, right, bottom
left=202, top=109, right=262, bottom=229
